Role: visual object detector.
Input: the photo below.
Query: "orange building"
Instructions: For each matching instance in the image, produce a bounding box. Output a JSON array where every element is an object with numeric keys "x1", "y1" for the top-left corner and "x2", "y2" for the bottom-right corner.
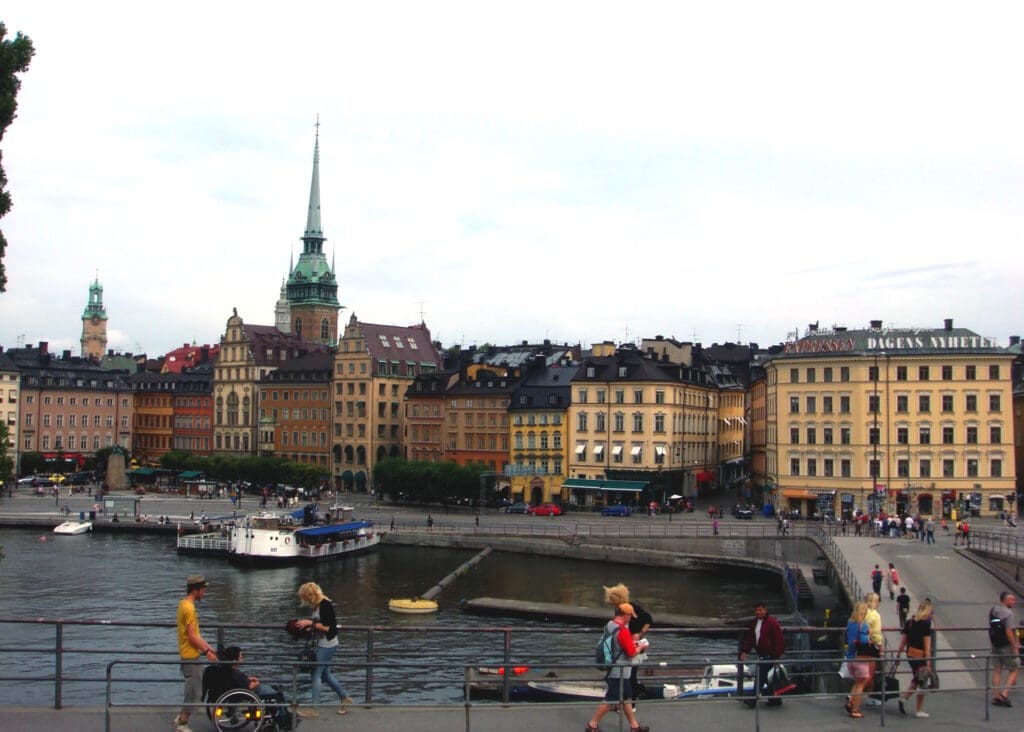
[{"x1": 258, "y1": 352, "x2": 332, "y2": 469}]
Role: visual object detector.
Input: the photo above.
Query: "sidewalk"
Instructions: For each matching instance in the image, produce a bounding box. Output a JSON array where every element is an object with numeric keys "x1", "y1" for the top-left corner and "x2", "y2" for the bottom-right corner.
[{"x1": 4, "y1": 691, "x2": 1023, "y2": 732}]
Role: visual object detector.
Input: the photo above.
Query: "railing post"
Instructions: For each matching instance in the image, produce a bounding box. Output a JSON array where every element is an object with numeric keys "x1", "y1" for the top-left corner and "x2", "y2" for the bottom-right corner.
[
  {"x1": 54, "y1": 620, "x2": 63, "y2": 709},
  {"x1": 365, "y1": 628, "x2": 375, "y2": 703}
]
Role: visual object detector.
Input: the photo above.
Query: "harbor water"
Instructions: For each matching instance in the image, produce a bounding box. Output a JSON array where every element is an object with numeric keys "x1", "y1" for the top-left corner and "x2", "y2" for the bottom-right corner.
[{"x1": 0, "y1": 528, "x2": 785, "y2": 705}]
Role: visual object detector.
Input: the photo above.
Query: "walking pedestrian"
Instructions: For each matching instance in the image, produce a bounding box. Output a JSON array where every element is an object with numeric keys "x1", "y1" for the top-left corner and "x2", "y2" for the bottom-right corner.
[
  {"x1": 989, "y1": 590, "x2": 1020, "y2": 708},
  {"x1": 844, "y1": 600, "x2": 873, "y2": 718},
  {"x1": 604, "y1": 583, "x2": 654, "y2": 712},
  {"x1": 295, "y1": 582, "x2": 353, "y2": 718},
  {"x1": 713, "y1": 517, "x2": 719, "y2": 536},
  {"x1": 174, "y1": 575, "x2": 218, "y2": 732},
  {"x1": 896, "y1": 587, "x2": 911, "y2": 629},
  {"x1": 739, "y1": 601, "x2": 786, "y2": 707},
  {"x1": 389, "y1": 515, "x2": 395, "y2": 531},
  {"x1": 586, "y1": 603, "x2": 650, "y2": 732},
  {"x1": 870, "y1": 565, "x2": 883, "y2": 597},
  {"x1": 427, "y1": 514, "x2": 434, "y2": 531},
  {"x1": 926, "y1": 518, "x2": 935, "y2": 544},
  {"x1": 896, "y1": 598, "x2": 934, "y2": 718},
  {"x1": 885, "y1": 563, "x2": 900, "y2": 600}
]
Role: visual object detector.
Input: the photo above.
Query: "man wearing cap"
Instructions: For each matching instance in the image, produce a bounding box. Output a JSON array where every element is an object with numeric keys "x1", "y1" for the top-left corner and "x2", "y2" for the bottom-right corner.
[
  {"x1": 174, "y1": 575, "x2": 217, "y2": 732},
  {"x1": 586, "y1": 603, "x2": 650, "y2": 732}
]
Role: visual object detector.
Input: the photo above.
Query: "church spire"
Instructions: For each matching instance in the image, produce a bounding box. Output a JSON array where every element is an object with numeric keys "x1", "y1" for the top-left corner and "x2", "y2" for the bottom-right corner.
[{"x1": 303, "y1": 115, "x2": 324, "y2": 253}]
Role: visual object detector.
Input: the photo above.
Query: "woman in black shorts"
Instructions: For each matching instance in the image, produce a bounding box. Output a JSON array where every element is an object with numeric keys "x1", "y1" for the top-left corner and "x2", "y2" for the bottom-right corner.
[{"x1": 896, "y1": 598, "x2": 934, "y2": 718}]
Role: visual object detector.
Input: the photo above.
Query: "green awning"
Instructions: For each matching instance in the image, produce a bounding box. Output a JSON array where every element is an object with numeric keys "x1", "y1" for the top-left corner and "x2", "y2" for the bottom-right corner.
[
  {"x1": 130, "y1": 468, "x2": 155, "y2": 477},
  {"x1": 340, "y1": 470, "x2": 354, "y2": 482},
  {"x1": 562, "y1": 479, "x2": 647, "y2": 492},
  {"x1": 178, "y1": 470, "x2": 203, "y2": 479}
]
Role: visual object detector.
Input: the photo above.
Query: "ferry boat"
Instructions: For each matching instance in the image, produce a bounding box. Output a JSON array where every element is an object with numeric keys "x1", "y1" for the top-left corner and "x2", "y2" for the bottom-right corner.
[{"x1": 176, "y1": 505, "x2": 379, "y2": 565}]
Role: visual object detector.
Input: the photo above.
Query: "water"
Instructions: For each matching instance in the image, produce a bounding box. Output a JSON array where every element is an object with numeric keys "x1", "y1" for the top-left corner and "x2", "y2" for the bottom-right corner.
[{"x1": 0, "y1": 528, "x2": 785, "y2": 705}]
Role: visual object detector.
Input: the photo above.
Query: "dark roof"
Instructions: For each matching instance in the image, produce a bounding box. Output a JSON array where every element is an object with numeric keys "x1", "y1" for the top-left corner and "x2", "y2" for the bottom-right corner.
[
  {"x1": 775, "y1": 325, "x2": 1007, "y2": 360},
  {"x1": 263, "y1": 351, "x2": 333, "y2": 382},
  {"x1": 356, "y1": 320, "x2": 440, "y2": 367},
  {"x1": 241, "y1": 324, "x2": 325, "y2": 365},
  {"x1": 509, "y1": 364, "x2": 579, "y2": 411}
]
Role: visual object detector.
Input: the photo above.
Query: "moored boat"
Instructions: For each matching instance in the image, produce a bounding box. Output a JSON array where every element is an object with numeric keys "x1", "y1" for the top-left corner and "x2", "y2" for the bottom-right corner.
[
  {"x1": 674, "y1": 663, "x2": 755, "y2": 699},
  {"x1": 53, "y1": 520, "x2": 92, "y2": 535}
]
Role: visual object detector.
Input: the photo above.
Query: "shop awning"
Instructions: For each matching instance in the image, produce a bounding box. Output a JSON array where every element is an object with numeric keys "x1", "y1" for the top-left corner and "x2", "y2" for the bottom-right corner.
[
  {"x1": 782, "y1": 489, "x2": 817, "y2": 500},
  {"x1": 696, "y1": 471, "x2": 714, "y2": 482},
  {"x1": 562, "y1": 479, "x2": 648, "y2": 493},
  {"x1": 178, "y1": 470, "x2": 203, "y2": 479},
  {"x1": 130, "y1": 468, "x2": 155, "y2": 477}
]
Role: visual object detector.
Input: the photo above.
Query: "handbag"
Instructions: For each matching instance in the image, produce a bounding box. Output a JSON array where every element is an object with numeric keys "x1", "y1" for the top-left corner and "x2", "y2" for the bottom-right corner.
[
  {"x1": 855, "y1": 642, "x2": 881, "y2": 658},
  {"x1": 838, "y1": 661, "x2": 853, "y2": 680},
  {"x1": 906, "y1": 646, "x2": 925, "y2": 659},
  {"x1": 299, "y1": 638, "x2": 318, "y2": 664}
]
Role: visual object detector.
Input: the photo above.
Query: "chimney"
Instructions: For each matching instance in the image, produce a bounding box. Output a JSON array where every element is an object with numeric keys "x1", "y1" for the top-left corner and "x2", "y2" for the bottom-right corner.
[
  {"x1": 869, "y1": 320, "x2": 882, "y2": 330},
  {"x1": 1010, "y1": 335, "x2": 1020, "y2": 347},
  {"x1": 39, "y1": 341, "x2": 49, "y2": 354},
  {"x1": 944, "y1": 318, "x2": 953, "y2": 331},
  {"x1": 62, "y1": 349, "x2": 71, "y2": 360}
]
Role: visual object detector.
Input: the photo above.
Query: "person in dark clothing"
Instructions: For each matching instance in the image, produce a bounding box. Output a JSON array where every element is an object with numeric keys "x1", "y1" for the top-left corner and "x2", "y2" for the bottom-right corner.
[
  {"x1": 739, "y1": 601, "x2": 786, "y2": 706},
  {"x1": 896, "y1": 587, "x2": 911, "y2": 629}
]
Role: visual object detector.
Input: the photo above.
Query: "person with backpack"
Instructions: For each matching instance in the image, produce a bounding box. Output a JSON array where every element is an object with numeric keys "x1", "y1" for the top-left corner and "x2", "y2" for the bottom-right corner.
[
  {"x1": 603, "y1": 583, "x2": 654, "y2": 710},
  {"x1": 871, "y1": 565, "x2": 884, "y2": 597},
  {"x1": 896, "y1": 587, "x2": 911, "y2": 629},
  {"x1": 586, "y1": 604, "x2": 649, "y2": 732},
  {"x1": 896, "y1": 599, "x2": 934, "y2": 718},
  {"x1": 738, "y1": 601, "x2": 786, "y2": 707},
  {"x1": 989, "y1": 591, "x2": 1020, "y2": 708},
  {"x1": 885, "y1": 563, "x2": 900, "y2": 600}
]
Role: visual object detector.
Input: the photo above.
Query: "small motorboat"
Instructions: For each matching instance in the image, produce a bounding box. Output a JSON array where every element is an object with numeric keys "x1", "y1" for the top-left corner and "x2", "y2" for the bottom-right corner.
[
  {"x1": 388, "y1": 597, "x2": 439, "y2": 614},
  {"x1": 53, "y1": 520, "x2": 92, "y2": 535},
  {"x1": 675, "y1": 663, "x2": 755, "y2": 699}
]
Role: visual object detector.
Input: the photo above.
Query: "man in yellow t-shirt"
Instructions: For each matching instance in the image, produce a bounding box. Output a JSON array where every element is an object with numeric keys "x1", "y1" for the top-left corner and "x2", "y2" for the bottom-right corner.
[{"x1": 174, "y1": 575, "x2": 217, "y2": 732}]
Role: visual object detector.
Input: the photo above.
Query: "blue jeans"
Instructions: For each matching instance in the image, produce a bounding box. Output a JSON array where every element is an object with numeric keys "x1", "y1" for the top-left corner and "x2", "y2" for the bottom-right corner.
[{"x1": 310, "y1": 644, "x2": 348, "y2": 704}]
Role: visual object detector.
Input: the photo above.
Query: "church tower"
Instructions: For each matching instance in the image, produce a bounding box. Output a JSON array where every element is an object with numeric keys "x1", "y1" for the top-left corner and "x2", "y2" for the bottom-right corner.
[
  {"x1": 80, "y1": 276, "x2": 108, "y2": 360},
  {"x1": 286, "y1": 121, "x2": 341, "y2": 345},
  {"x1": 275, "y1": 279, "x2": 291, "y2": 333}
]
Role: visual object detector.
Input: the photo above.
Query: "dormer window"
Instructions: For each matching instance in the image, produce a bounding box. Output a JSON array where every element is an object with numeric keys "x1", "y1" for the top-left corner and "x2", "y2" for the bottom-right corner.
[
  {"x1": 378, "y1": 334, "x2": 390, "y2": 348},
  {"x1": 407, "y1": 337, "x2": 418, "y2": 350},
  {"x1": 618, "y1": 366, "x2": 627, "y2": 378},
  {"x1": 520, "y1": 395, "x2": 528, "y2": 405},
  {"x1": 587, "y1": 366, "x2": 596, "y2": 378}
]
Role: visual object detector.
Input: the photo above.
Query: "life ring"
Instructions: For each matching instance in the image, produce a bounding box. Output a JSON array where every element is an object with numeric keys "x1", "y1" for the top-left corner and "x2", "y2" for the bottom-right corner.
[{"x1": 284, "y1": 537, "x2": 291, "y2": 545}]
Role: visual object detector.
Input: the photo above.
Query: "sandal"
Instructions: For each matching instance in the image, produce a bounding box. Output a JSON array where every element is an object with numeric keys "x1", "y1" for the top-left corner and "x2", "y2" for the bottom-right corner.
[
  {"x1": 848, "y1": 710, "x2": 864, "y2": 719},
  {"x1": 586, "y1": 724, "x2": 600, "y2": 732}
]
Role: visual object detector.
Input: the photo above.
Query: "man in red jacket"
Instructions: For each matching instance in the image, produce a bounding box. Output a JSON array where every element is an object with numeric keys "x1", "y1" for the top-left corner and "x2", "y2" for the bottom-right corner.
[{"x1": 739, "y1": 601, "x2": 786, "y2": 707}]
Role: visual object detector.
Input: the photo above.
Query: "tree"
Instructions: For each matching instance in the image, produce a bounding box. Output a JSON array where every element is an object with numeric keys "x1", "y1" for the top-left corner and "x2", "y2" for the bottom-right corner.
[
  {"x1": 0, "y1": 422, "x2": 12, "y2": 484},
  {"x1": 0, "y1": 22, "x2": 35, "y2": 291}
]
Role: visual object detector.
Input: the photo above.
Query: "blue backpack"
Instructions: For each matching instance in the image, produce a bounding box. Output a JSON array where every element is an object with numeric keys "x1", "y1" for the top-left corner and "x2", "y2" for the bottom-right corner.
[{"x1": 595, "y1": 623, "x2": 623, "y2": 673}]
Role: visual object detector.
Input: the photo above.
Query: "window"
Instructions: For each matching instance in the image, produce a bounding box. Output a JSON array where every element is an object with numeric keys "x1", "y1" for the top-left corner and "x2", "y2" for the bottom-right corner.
[
  {"x1": 614, "y1": 389, "x2": 624, "y2": 404},
  {"x1": 942, "y1": 426, "x2": 954, "y2": 444},
  {"x1": 966, "y1": 426, "x2": 978, "y2": 443},
  {"x1": 840, "y1": 427, "x2": 851, "y2": 445},
  {"x1": 897, "y1": 459, "x2": 909, "y2": 478},
  {"x1": 789, "y1": 396, "x2": 800, "y2": 414},
  {"x1": 919, "y1": 394, "x2": 930, "y2": 413},
  {"x1": 992, "y1": 459, "x2": 1003, "y2": 477},
  {"x1": 869, "y1": 427, "x2": 880, "y2": 445},
  {"x1": 790, "y1": 458, "x2": 800, "y2": 476},
  {"x1": 822, "y1": 396, "x2": 833, "y2": 414},
  {"x1": 965, "y1": 365, "x2": 977, "y2": 380},
  {"x1": 868, "y1": 395, "x2": 880, "y2": 413},
  {"x1": 654, "y1": 414, "x2": 665, "y2": 433},
  {"x1": 918, "y1": 366, "x2": 930, "y2": 381},
  {"x1": 577, "y1": 412, "x2": 588, "y2": 431},
  {"x1": 654, "y1": 390, "x2": 664, "y2": 404},
  {"x1": 840, "y1": 396, "x2": 851, "y2": 413},
  {"x1": 633, "y1": 389, "x2": 643, "y2": 404},
  {"x1": 597, "y1": 389, "x2": 606, "y2": 404},
  {"x1": 631, "y1": 445, "x2": 642, "y2": 464},
  {"x1": 824, "y1": 367, "x2": 833, "y2": 382},
  {"x1": 806, "y1": 368, "x2": 816, "y2": 383},
  {"x1": 991, "y1": 425, "x2": 1002, "y2": 443},
  {"x1": 632, "y1": 413, "x2": 643, "y2": 432},
  {"x1": 823, "y1": 426, "x2": 833, "y2": 444},
  {"x1": 897, "y1": 427, "x2": 908, "y2": 444},
  {"x1": 790, "y1": 368, "x2": 799, "y2": 383},
  {"x1": 823, "y1": 459, "x2": 834, "y2": 477},
  {"x1": 807, "y1": 458, "x2": 817, "y2": 477},
  {"x1": 990, "y1": 364, "x2": 1000, "y2": 380},
  {"x1": 941, "y1": 394, "x2": 953, "y2": 412},
  {"x1": 578, "y1": 389, "x2": 588, "y2": 404},
  {"x1": 896, "y1": 395, "x2": 908, "y2": 413},
  {"x1": 943, "y1": 459, "x2": 955, "y2": 477},
  {"x1": 806, "y1": 396, "x2": 816, "y2": 414},
  {"x1": 941, "y1": 365, "x2": 953, "y2": 380},
  {"x1": 965, "y1": 394, "x2": 978, "y2": 412},
  {"x1": 868, "y1": 366, "x2": 879, "y2": 381},
  {"x1": 869, "y1": 460, "x2": 880, "y2": 478},
  {"x1": 612, "y1": 444, "x2": 623, "y2": 463},
  {"x1": 841, "y1": 459, "x2": 851, "y2": 477},
  {"x1": 919, "y1": 426, "x2": 931, "y2": 444},
  {"x1": 967, "y1": 458, "x2": 979, "y2": 477},
  {"x1": 990, "y1": 394, "x2": 1001, "y2": 411},
  {"x1": 896, "y1": 366, "x2": 907, "y2": 381},
  {"x1": 919, "y1": 459, "x2": 931, "y2": 478},
  {"x1": 790, "y1": 427, "x2": 800, "y2": 444},
  {"x1": 613, "y1": 413, "x2": 624, "y2": 432},
  {"x1": 806, "y1": 427, "x2": 816, "y2": 444},
  {"x1": 840, "y1": 367, "x2": 850, "y2": 382}
]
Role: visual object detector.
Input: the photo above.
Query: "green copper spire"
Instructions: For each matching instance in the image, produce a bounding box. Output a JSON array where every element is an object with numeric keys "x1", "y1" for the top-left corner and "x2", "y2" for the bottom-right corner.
[{"x1": 81, "y1": 275, "x2": 107, "y2": 320}]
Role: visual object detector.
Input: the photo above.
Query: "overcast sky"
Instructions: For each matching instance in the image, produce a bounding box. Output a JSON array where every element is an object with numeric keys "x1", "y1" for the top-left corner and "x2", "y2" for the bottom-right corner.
[{"x1": 2, "y1": 2, "x2": 1022, "y2": 359}]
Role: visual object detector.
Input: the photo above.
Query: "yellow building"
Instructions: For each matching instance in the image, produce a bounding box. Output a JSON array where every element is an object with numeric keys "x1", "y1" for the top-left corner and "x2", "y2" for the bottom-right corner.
[
  {"x1": 508, "y1": 363, "x2": 576, "y2": 504},
  {"x1": 766, "y1": 320, "x2": 1016, "y2": 519}
]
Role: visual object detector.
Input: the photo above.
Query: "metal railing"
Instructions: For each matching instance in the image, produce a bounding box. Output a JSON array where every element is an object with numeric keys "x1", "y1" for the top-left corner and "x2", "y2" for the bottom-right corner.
[
  {"x1": 966, "y1": 530, "x2": 1022, "y2": 560},
  {"x1": 396, "y1": 518, "x2": 819, "y2": 540},
  {"x1": 812, "y1": 527, "x2": 864, "y2": 604}
]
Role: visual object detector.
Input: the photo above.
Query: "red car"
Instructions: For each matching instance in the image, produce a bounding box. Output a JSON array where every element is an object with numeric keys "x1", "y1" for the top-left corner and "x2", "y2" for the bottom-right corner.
[{"x1": 528, "y1": 503, "x2": 564, "y2": 517}]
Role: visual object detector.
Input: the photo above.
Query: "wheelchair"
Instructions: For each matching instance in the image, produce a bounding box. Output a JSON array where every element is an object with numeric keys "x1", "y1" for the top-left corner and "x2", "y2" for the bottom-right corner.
[{"x1": 203, "y1": 663, "x2": 297, "y2": 731}]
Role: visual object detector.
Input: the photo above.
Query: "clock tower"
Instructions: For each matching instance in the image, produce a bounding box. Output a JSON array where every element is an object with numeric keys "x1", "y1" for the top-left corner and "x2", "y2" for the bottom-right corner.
[{"x1": 81, "y1": 277, "x2": 108, "y2": 360}]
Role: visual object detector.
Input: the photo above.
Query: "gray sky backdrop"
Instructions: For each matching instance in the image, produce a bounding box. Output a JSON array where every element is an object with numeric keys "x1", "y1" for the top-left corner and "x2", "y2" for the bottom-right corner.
[{"x1": 1, "y1": 2, "x2": 1022, "y2": 357}]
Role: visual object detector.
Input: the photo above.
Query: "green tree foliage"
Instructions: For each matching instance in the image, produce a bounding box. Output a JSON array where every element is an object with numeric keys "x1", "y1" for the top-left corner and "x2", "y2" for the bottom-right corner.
[
  {"x1": 0, "y1": 422, "x2": 13, "y2": 483},
  {"x1": 155, "y1": 451, "x2": 328, "y2": 489},
  {"x1": 373, "y1": 458, "x2": 485, "y2": 506},
  {"x1": 19, "y1": 450, "x2": 44, "y2": 476},
  {"x1": 0, "y1": 22, "x2": 35, "y2": 291}
]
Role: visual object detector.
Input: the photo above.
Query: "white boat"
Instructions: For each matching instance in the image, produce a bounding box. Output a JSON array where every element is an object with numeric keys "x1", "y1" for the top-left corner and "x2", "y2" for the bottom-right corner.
[
  {"x1": 226, "y1": 505, "x2": 379, "y2": 565},
  {"x1": 53, "y1": 520, "x2": 92, "y2": 535},
  {"x1": 675, "y1": 663, "x2": 755, "y2": 699}
]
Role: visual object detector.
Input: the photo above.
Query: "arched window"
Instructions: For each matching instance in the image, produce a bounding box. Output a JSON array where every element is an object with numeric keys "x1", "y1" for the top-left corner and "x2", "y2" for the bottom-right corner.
[
  {"x1": 320, "y1": 318, "x2": 329, "y2": 341},
  {"x1": 295, "y1": 318, "x2": 302, "y2": 339},
  {"x1": 226, "y1": 393, "x2": 239, "y2": 426},
  {"x1": 344, "y1": 445, "x2": 355, "y2": 464},
  {"x1": 216, "y1": 396, "x2": 224, "y2": 426}
]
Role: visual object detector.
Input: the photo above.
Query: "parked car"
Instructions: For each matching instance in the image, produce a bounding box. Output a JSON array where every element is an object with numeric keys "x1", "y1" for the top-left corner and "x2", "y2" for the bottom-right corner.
[
  {"x1": 602, "y1": 504, "x2": 633, "y2": 517},
  {"x1": 17, "y1": 475, "x2": 37, "y2": 485},
  {"x1": 734, "y1": 507, "x2": 754, "y2": 519},
  {"x1": 504, "y1": 501, "x2": 530, "y2": 514},
  {"x1": 49, "y1": 473, "x2": 66, "y2": 484},
  {"x1": 528, "y1": 503, "x2": 563, "y2": 517}
]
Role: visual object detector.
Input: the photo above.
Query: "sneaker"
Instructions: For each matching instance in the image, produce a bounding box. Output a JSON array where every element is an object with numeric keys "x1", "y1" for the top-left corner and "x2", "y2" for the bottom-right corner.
[
  {"x1": 172, "y1": 717, "x2": 192, "y2": 732},
  {"x1": 297, "y1": 708, "x2": 320, "y2": 719},
  {"x1": 864, "y1": 697, "x2": 881, "y2": 706},
  {"x1": 915, "y1": 711, "x2": 929, "y2": 718}
]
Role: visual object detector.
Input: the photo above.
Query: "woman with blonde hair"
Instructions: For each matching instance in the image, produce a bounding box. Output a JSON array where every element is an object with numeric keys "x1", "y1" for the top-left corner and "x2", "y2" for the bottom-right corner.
[
  {"x1": 294, "y1": 582, "x2": 352, "y2": 718},
  {"x1": 603, "y1": 584, "x2": 653, "y2": 710},
  {"x1": 844, "y1": 601, "x2": 873, "y2": 718},
  {"x1": 896, "y1": 598, "x2": 934, "y2": 718}
]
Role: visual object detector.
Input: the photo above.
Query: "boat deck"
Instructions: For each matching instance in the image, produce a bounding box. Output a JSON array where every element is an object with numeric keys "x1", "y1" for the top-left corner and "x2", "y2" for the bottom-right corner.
[{"x1": 176, "y1": 532, "x2": 230, "y2": 556}]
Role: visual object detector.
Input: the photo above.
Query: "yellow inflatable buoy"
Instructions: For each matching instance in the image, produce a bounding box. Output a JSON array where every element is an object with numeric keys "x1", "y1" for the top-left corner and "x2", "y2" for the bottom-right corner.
[{"x1": 388, "y1": 597, "x2": 439, "y2": 614}]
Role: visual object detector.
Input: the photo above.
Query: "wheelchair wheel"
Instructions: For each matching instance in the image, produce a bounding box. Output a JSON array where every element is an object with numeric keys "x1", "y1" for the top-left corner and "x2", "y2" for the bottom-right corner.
[{"x1": 211, "y1": 687, "x2": 268, "y2": 731}]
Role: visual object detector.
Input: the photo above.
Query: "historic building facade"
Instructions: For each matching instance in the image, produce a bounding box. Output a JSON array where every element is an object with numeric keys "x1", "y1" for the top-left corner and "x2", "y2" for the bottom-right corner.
[
  {"x1": 80, "y1": 277, "x2": 108, "y2": 361},
  {"x1": 0, "y1": 350, "x2": 21, "y2": 475},
  {"x1": 332, "y1": 315, "x2": 441, "y2": 490},
  {"x1": 258, "y1": 352, "x2": 332, "y2": 468},
  {"x1": 508, "y1": 363, "x2": 576, "y2": 504},
  {"x1": 405, "y1": 370, "x2": 458, "y2": 464},
  {"x1": 766, "y1": 320, "x2": 1016, "y2": 519}
]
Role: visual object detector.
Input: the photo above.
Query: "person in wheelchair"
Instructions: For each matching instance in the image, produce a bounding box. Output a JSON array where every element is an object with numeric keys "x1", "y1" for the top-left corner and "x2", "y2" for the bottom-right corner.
[{"x1": 203, "y1": 645, "x2": 295, "y2": 731}]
